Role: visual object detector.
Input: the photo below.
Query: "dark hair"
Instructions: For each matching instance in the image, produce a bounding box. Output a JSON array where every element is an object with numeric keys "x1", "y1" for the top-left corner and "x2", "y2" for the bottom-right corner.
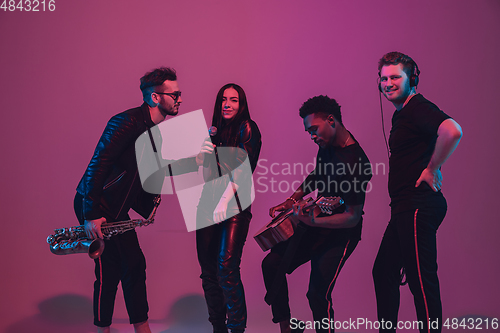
[
  {"x1": 378, "y1": 51, "x2": 420, "y2": 79},
  {"x1": 140, "y1": 67, "x2": 177, "y2": 106},
  {"x1": 299, "y1": 95, "x2": 342, "y2": 124},
  {"x1": 140, "y1": 67, "x2": 177, "y2": 91},
  {"x1": 211, "y1": 83, "x2": 251, "y2": 145}
]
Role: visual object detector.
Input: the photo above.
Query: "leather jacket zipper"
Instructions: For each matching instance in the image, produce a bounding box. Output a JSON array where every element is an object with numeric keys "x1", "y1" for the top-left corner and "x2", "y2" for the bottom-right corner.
[
  {"x1": 103, "y1": 171, "x2": 126, "y2": 190},
  {"x1": 116, "y1": 170, "x2": 138, "y2": 218}
]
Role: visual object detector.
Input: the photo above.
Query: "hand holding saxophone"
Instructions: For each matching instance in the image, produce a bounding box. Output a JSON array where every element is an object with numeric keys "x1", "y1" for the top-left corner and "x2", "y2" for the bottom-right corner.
[
  {"x1": 48, "y1": 195, "x2": 161, "y2": 258},
  {"x1": 84, "y1": 217, "x2": 106, "y2": 239}
]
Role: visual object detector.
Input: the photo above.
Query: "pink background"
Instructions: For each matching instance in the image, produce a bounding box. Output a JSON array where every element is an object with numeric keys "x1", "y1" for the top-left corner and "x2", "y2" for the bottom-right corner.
[{"x1": 1, "y1": 1, "x2": 499, "y2": 332}]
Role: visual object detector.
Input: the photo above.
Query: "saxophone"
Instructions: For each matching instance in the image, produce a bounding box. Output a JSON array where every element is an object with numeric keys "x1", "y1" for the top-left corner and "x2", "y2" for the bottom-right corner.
[{"x1": 47, "y1": 196, "x2": 161, "y2": 259}]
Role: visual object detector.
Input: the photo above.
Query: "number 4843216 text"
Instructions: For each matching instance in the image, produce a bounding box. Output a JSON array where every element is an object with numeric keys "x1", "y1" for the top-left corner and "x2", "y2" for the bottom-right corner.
[{"x1": 1, "y1": 0, "x2": 55, "y2": 11}]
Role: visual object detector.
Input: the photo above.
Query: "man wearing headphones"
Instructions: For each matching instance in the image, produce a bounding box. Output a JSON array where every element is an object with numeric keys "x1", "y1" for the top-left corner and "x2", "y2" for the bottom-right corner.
[{"x1": 372, "y1": 52, "x2": 462, "y2": 333}]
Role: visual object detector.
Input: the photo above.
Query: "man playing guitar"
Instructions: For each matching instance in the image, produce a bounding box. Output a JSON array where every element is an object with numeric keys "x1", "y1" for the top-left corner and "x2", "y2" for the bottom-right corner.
[{"x1": 261, "y1": 95, "x2": 372, "y2": 333}]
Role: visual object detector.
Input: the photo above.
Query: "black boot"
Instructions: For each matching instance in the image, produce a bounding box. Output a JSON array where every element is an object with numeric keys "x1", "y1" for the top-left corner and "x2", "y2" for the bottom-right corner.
[
  {"x1": 280, "y1": 320, "x2": 305, "y2": 333},
  {"x1": 292, "y1": 325, "x2": 305, "y2": 333},
  {"x1": 292, "y1": 321, "x2": 305, "y2": 333},
  {"x1": 214, "y1": 329, "x2": 228, "y2": 333},
  {"x1": 213, "y1": 324, "x2": 228, "y2": 333}
]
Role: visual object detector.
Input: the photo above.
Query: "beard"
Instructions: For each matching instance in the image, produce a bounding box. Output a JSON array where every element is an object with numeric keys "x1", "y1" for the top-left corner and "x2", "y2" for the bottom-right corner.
[{"x1": 160, "y1": 103, "x2": 179, "y2": 117}]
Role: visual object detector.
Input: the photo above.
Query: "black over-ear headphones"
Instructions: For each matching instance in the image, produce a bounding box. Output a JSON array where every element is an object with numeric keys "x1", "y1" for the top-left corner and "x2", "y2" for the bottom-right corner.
[
  {"x1": 378, "y1": 61, "x2": 420, "y2": 92},
  {"x1": 409, "y1": 61, "x2": 420, "y2": 87}
]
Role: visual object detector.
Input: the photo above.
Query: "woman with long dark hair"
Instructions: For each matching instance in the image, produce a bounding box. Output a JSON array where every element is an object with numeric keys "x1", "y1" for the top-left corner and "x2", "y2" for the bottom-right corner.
[{"x1": 196, "y1": 83, "x2": 262, "y2": 333}]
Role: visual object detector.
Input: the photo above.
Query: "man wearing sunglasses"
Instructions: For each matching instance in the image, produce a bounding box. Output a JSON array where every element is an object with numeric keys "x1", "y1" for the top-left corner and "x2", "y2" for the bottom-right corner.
[
  {"x1": 74, "y1": 67, "x2": 210, "y2": 333},
  {"x1": 147, "y1": 85, "x2": 182, "y2": 118}
]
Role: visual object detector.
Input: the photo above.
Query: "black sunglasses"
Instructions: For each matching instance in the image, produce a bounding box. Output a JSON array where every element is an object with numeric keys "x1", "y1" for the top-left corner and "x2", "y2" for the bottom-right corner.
[{"x1": 154, "y1": 91, "x2": 182, "y2": 101}]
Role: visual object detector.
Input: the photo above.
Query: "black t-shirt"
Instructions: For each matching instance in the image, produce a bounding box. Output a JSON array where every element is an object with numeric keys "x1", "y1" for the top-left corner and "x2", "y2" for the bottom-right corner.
[
  {"x1": 302, "y1": 136, "x2": 372, "y2": 240},
  {"x1": 388, "y1": 94, "x2": 450, "y2": 213}
]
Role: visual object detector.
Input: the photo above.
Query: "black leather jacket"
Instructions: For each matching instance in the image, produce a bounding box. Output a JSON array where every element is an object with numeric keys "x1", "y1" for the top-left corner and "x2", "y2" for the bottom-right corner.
[
  {"x1": 206, "y1": 119, "x2": 262, "y2": 179},
  {"x1": 76, "y1": 103, "x2": 198, "y2": 222},
  {"x1": 199, "y1": 119, "x2": 262, "y2": 210}
]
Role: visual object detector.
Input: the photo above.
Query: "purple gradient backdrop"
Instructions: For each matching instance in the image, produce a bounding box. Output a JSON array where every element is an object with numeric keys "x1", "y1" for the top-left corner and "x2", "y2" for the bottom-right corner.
[{"x1": 1, "y1": 1, "x2": 499, "y2": 332}]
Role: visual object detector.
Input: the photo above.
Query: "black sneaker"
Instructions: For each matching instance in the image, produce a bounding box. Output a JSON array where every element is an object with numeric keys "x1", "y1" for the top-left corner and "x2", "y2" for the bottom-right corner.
[{"x1": 292, "y1": 320, "x2": 305, "y2": 333}]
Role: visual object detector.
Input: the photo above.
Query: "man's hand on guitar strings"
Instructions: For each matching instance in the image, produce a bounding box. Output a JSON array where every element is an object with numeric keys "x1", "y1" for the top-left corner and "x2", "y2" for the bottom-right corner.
[
  {"x1": 269, "y1": 200, "x2": 294, "y2": 218},
  {"x1": 291, "y1": 201, "x2": 314, "y2": 226}
]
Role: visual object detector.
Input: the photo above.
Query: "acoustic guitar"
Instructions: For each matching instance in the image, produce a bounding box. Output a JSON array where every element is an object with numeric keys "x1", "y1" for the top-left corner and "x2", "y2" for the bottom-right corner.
[{"x1": 253, "y1": 196, "x2": 344, "y2": 251}]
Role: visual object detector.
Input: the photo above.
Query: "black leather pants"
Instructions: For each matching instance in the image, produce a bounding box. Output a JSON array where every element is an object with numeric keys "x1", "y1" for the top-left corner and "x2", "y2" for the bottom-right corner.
[{"x1": 196, "y1": 210, "x2": 251, "y2": 332}]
